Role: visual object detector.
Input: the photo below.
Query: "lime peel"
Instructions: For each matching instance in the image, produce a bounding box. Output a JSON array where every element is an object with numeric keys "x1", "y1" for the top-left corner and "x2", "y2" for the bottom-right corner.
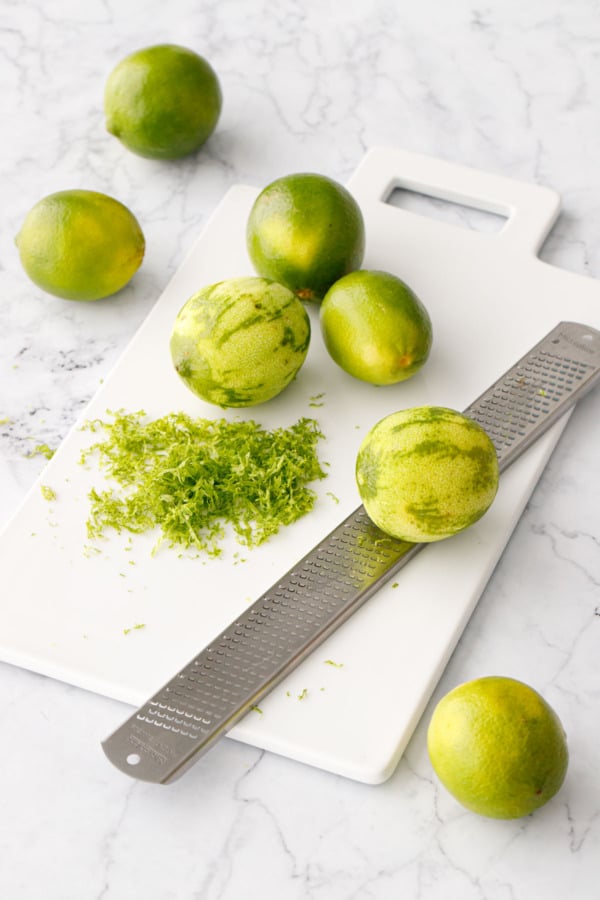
[{"x1": 80, "y1": 410, "x2": 326, "y2": 555}]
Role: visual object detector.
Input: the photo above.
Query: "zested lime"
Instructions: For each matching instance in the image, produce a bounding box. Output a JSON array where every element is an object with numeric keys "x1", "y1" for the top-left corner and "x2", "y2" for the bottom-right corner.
[
  {"x1": 170, "y1": 276, "x2": 311, "y2": 407},
  {"x1": 356, "y1": 406, "x2": 499, "y2": 542}
]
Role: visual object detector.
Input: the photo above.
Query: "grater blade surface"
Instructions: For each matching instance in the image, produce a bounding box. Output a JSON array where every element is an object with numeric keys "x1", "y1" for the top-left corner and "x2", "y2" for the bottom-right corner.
[{"x1": 102, "y1": 321, "x2": 600, "y2": 783}]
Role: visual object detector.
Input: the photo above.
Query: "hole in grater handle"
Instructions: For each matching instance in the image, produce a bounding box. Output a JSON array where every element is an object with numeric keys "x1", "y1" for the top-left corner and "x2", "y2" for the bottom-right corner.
[{"x1": 102, "y1": 321, "x2": 600, "y2": 784}]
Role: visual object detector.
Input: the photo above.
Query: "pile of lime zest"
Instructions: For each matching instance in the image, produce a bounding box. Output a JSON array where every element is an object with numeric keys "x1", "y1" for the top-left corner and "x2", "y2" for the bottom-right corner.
[
  {"x1": 28, "y1": 443, "x2": 55, "y2": 460},
  {"x1": 123, "y1": 623, "x2": 146, "y2": 635},
  {"x1": 80, "y1": 409, "x2": 326, "y2": 555},
  {"x1": 40, "y1": 484, "x2": 57, "y2": 501}
]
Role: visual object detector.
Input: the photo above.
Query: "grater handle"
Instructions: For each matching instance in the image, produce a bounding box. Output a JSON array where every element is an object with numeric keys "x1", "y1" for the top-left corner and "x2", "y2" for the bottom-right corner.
[{"x1": 102, "y1": 321, "x2": 600, "y2": 783}]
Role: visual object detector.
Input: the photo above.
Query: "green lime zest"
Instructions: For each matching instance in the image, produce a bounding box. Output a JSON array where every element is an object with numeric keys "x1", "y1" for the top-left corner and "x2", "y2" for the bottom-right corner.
[
  {"x1": 80, "y1": 410, "x2": 326, "y2": 555},
  {"x1": 309, "y1": 393, "x2": 325, "y2": 408},
  {"x1": 123, "y1": 623, "x2": 146, "y2": 635},
  {"x1": 41, "y1": 484, "x2": 56, "y2": 501},
  {"x1": 28, "y1": 443, "x2": 55, "y2": 460}
]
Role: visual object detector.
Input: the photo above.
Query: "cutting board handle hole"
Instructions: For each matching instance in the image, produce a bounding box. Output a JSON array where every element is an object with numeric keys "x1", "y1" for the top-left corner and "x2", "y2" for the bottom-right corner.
[{"x1": 385, "y1": 187, "x2": 508, "y2": 234}]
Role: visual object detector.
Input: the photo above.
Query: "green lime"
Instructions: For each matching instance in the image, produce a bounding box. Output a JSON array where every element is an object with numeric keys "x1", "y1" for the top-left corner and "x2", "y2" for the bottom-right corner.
[
  {"x1": 320, "y1": 270, "x2": 432, "y2": 384},
  {"x1": 170, "y1": 276, "x2": 311, "y2": 407},
  {"x1": 356, "y1": 406, "x2": 499, "y2": 542},
  {"x1": 246, "y1": 173, "x2": 365, "y2": 302},
  {"x1": 427, "y1": 676, "x2": 569, "y2": 819},
  {"x1": 104, "y1": 44, "x2": 222, "y2": 160},
  {"x1": 15, "y1": 189, "x2": 145, "y2": 301}
]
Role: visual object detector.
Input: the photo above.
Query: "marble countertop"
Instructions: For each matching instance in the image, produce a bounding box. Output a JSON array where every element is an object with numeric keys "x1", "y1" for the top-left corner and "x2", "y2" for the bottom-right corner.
[{"x1": 2, "y1": 1, "x2": 600, "y2": 897}]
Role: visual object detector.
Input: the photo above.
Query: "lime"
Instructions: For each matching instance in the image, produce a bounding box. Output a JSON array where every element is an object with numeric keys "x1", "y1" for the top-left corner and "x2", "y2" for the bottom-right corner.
[
  {"x1": 104, "y1": 44, "x2": 222, "y2": 160},
  {"x1": 356, "y1": 406, "x2": 499, "y2": 542},
  {"x1": 320, "y1": 270, "x2": 432, "y2": 384},
  {"x1": 170, "y1": 276, "x2": 311, "y2": 407},
  {"x1": 15, "y1": 189, "x2": 145, "y2": 301},
  {"x1": 246, "y1": 173, "x2": 365, "y2": 302},
  {"x1": 427, "y1": 676, "x2": 569, "y2": 819}
]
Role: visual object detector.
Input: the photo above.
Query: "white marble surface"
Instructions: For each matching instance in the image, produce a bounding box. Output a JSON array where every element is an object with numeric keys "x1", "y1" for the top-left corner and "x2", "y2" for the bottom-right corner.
[{"x1": 2, "y1": 1, "x2": 600, "y2": 897}]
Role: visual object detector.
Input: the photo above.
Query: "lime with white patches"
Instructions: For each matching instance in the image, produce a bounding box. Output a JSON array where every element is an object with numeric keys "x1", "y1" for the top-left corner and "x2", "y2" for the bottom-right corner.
[
  {"x1": 356, "y1": 406, "x2": 499, "y2": 542},
  {"x1": 170, "y1": 276, "x2": 311, "y2": 407},
  {"x1": 320, "y1": 270, "x2": 432, "y2": 384}
]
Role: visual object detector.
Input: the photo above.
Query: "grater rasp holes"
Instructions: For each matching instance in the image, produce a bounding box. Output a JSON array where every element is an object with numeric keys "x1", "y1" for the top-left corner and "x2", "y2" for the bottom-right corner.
[
  {"x1": 467, "y1": 349, "x2": 596, "y2": 465},
  {"x1": 129, "y1": 509, "x2": 414, "y2": 758}
]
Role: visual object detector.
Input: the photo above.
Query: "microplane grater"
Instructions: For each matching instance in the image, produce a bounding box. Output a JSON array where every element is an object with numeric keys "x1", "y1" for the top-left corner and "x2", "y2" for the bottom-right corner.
[{"x1": 102, "y1": 321, "x2": 600, "y2": 783}]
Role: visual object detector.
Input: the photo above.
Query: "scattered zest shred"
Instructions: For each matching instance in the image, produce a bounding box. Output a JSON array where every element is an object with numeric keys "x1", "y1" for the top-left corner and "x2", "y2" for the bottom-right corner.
[
  {"x1": 123, "y1": 623, "x2": 146, "y2": 635},
  {"x1": 40, "y1": 484, "x2": 57, "y2": 501}
]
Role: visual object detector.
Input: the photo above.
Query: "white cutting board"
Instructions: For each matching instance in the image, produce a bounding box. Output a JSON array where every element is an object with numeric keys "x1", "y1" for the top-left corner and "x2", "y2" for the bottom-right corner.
[{"x1": 3, "y1": 147, "x2": 600, "y2": 784}]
